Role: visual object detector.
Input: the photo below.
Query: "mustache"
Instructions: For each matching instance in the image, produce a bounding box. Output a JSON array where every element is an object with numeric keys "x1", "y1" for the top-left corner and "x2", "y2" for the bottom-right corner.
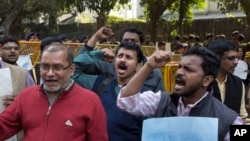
[
  {"x1": 118, "y1": 62, "x2": 127, "y2": 70},
  {"x1": 8, "y1": 54, "x2": 17, "y2": 56},
  {"x1": 175, "y1": 75, "x2": 186, "y2": 84}
]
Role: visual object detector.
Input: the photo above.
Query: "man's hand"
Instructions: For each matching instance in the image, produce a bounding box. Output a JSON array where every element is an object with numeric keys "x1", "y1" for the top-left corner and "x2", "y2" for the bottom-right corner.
[
  {"x1": 94, "y1": 27, "x2": 113, "y2": 41},
  {"x1": 147, "y1": 50, "x2": 172, "y2": 68},
  {"x1": 87, "y1": 27, "x2": 114, "y2": 47},
  {"x1": 102, "y1": 48, "x2": 114, "y2": 62},
  {"x1": 2, "y1": 95, "x2": 15, "y2": 107}
]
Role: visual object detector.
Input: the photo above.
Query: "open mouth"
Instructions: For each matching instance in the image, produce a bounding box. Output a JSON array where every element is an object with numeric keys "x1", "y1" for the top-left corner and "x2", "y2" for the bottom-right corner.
[
  {"x1": 45, "y1": 80, "x2": 57, "y2": 84},
  {"x1": 117, "y1": 63, "x2": 127, "y2": 74},
  {"x1": 9, "y1": 55, "x2": 17, "y2": 59},
  {"x1": 175, "y1": 75, "x2": 185, "y2": 86},
  {"x1": 118, "y1": 62, "x2": 127, "y2": 70}
]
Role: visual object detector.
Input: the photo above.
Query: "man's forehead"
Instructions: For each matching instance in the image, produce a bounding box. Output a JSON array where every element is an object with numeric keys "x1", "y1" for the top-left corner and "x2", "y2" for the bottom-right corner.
[
  {"x1": 123, "y1": 32, "x2": 139, "y2": 38},
  {"x1": 223, "y1": 50, "x2": 238, "y2": 55},
  {"x1": 181, "y1": 55, "x2": 202, "y2": 65},
  {"x1": 4, "y1": 42, "x2": 18, "y2": 45}
]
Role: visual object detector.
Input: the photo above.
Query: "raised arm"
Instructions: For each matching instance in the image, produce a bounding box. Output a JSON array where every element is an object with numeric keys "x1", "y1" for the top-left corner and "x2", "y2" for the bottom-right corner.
[
  {"x1": 85, "y1": 27, "x2": 113, "y2": 48},
  {"x1": 120, "y1": 50, "x2": 172, "y2": 98}
]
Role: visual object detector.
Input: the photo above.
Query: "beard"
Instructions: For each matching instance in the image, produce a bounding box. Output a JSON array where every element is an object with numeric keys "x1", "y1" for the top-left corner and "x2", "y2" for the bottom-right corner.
[{"x1": 173, "y1": 80, "x2": 203, "y2": 97}]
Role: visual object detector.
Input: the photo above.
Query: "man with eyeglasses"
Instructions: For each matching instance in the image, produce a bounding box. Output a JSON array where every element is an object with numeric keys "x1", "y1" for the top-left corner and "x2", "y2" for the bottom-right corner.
[
  {"x1": 0, "y1": 35, "x2": 35, "y2": 141},
  {"x1": 207, "y1": 39, "x2": 249, "y2": 120},
  {"x1": 0, "y1": 44, "x2": 108, "y2": 140},
  {"x1": 0, "y1": 35, "x2": 21, "y2": 65},
  {"x1": 29, "y1": 36, "x2": 62, "y2": 85}
]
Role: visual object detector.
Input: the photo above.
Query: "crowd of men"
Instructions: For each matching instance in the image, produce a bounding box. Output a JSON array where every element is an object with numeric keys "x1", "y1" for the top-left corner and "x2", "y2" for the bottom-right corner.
[{"x1": 0, "y1": 27, "x2": 250, "y2": 141}]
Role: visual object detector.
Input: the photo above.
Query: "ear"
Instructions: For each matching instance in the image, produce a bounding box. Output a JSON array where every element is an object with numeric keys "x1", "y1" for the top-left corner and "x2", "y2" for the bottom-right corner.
[
  {"x1": 135, "y1": 63, "x2": 143, "y2": 72},
  {"x1": 70, "y1": 63, "x2": 76, "y2": 76},
  {"x1": 202, "y1": 75, "x2": 214, "y2": 87},
  {"x1": 0, "y1": 44, "x2": 2, "y2": 55}
]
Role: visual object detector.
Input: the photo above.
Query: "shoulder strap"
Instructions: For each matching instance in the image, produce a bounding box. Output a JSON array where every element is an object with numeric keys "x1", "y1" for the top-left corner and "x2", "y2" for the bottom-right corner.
[
  {"x1": 32, "y1": 68, "x2": 38, "y2": 84},
  {"x1": 96, "y1": 77, "x2": 113, "y2": 96}
]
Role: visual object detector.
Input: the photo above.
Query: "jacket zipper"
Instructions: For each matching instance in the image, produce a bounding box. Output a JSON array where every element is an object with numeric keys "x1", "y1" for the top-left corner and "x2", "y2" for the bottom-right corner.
[{"x1": 47, "y1": 105, "x2": 52, "y2": 115}]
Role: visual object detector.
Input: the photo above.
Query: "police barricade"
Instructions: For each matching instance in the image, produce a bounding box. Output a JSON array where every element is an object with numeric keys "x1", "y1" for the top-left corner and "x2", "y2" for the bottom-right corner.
[
  {"x1": 141, "y1": 45, "x2": 156, "y2": 57},
  {"x1": 63, "y1": 42, "x2": 84, "y2": 57},
  {"x1": 94, "y1": 43, "x2": 117, "y2": 52},
  {"x1": 161, "y1": 54, "x2": 181, "y2": 93},
  {"x1": 18, "y1": 41, "x2": 156, "y2": 66},
  {"x1": 19, "y1": 41, "x2": 41, "y2": 66},
  {"x1": 19, "y1": 41, "x2": 85, "y2": 66}
]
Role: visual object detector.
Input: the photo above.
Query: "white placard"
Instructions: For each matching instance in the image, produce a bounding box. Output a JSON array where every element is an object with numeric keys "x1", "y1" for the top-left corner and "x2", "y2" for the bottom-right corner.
[
  {"x1": 142, "y1": 117, "x2": 218, "y2": 141},
  {"x1": 0, "y1": 68, "x2": 13, "y2": 112},
  {"x1": 17, "y1": 55, "x2": 33, "y2": 70}
]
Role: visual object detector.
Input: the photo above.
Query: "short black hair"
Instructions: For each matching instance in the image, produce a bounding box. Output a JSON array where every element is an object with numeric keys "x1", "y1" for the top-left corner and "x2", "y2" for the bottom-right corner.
[
  {"x1": 120, "y1": 27, "x2": 144, "y2": 44},
  {"x1": 0, "y1": 35, "x2": 19, "y2": 46},
  {"x1": 207, "y1": 39, "x2": 238, "y2": 59},
  {"x1": 158, "y1": 41, "x2": 166, "y2": 46}
]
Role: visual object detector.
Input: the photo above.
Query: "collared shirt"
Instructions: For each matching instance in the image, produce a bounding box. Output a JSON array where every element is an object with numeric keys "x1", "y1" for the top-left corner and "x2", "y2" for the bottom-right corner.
[
  {"x1": 117, "y1": 87, "x2": 243, "y2": 141},
  {"x1": 216, "y1": 75, "x2": 248, "y2": 118},
  {"x1": 0, "y1": 60, "x2": 35, "y2": 87}
]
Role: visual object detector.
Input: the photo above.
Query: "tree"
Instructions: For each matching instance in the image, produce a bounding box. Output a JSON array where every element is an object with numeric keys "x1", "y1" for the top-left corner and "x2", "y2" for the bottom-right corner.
[
  {"x1": 141, "y1": 0, "x2": 206, "y2": 43},
  {"x1": 170, "y1": 0, "x2": 206, "y2": 35},
  {"x1": 140, "y1": 0, "x2": 176, "y2": 43},
  {"x1": 0, "y1": 0, "x2": 27, "y2": 35},
  {"x1": 214, "y1": 0, "x2": 250, "y2": 38},
  {"x1": 63, "y1": 0, "x2": 129, "y2": 29},
  {"x1": 0, "y1": 0, "x2": 63, "y2": 38}
]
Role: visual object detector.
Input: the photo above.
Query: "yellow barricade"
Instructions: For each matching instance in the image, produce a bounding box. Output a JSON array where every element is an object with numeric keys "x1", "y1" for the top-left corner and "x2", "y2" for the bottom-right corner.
[
  {"x1": 19, "y1": 41, "x2": 84, "y2": 66},
  {"x1": 161, "y1": 62, "x2": 179, "y2": 93},
  {"x1": 19, "y1": 41, "x2": 41, "y2": 66},
  {"x1": 141, "y1": 46, "x2": 156, "y2": 57},
  {"x1": 63, "y1": 42, "x2": 84, "y2": 57},
  {"x1": 18, "y1": 42, "x2": 156, "y2": 66},
  {"x1": 161, "y1": 54, "x2": 181, "y2": 92},
  {"x1": 94, "y1": 43, "x2": 117, "y2": 52}
]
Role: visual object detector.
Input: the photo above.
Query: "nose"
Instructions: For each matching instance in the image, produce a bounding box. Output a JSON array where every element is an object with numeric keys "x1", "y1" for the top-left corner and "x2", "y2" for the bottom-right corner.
[
  {"x1": 176, "y1": 67, "x2": 184, "y2": 75},
  {"x1": 10, "y1": 48, "x2": 16, "y2": 52},
  {"x1": 46, "y1": 68, "x2": 56, "y2": 76},
  {"x1": 233, "y1": 58, "x2": 239, "y2": 64}
]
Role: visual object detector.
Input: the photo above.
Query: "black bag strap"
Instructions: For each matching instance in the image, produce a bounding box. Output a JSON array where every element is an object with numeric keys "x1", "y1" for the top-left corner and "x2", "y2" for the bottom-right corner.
[{"x1": 96, "y1": 77, "x2": 113, "y2": 96}]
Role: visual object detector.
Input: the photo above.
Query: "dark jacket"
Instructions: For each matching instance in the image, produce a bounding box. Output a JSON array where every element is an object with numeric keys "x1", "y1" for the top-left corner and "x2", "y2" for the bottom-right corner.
[
  {"x1": 154, "y1": 90, "x2": 238, "y2": 141},
  {"x1": 92, "y1": 76, "x2": 149, "y2": 141},
  {"x1": 29, "y1": 63, "x2": 41, "y2": 85},
  {"x1": 212, "y1": 74, "x2": 243, "y2": 114}
]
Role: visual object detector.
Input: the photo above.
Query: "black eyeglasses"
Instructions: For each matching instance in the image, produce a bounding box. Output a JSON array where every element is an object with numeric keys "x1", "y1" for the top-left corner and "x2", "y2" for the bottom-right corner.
[
  {"x1": 2, "y1": 46, "x2": 20, "y2": 51},
  {"x1": 221, "y1": 56, "x2": 239, "y2": 61},
  {"x1": 40, "y1": 63, "x2": 72, "y2": 72}
]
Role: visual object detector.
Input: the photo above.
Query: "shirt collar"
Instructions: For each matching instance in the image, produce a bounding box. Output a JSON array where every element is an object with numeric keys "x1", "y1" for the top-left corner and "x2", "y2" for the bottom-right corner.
[
  {"x1": 178, "y1": 91, "x2": 209, "y2": 108},
  {"x1": 216, "y1": 75, "x2": 228, "y2": 83}
]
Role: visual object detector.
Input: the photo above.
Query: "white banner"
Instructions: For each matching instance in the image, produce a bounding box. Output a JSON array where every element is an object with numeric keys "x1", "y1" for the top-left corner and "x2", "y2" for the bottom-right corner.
[{"x1": 17, "y1": 55, "x2": 33, "y2": 70}]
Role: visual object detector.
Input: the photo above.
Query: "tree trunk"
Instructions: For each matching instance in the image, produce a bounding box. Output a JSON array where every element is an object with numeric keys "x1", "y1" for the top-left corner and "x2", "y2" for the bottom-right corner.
[
  {"x1": 147, "y1": 0, "x2": 176, "y2": 43},
  {"x1": 96, "y1": 12, "x2": 107, "y2": 30},
  {"x1": 148, "y1": 15, "x2": 160, "y2": 43},
  {"x1": 245, "y1": 16, "x2": 250, "y2": 41},
  {"x1": 1, "y1": 0, "x2": 26, "y2": 35},
  {"x1": 178, "y1": 0, "x2": 185, "y2": 35},
  {"x1": 9, "y1": 15, "x2": 23, "y2": 39}
]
